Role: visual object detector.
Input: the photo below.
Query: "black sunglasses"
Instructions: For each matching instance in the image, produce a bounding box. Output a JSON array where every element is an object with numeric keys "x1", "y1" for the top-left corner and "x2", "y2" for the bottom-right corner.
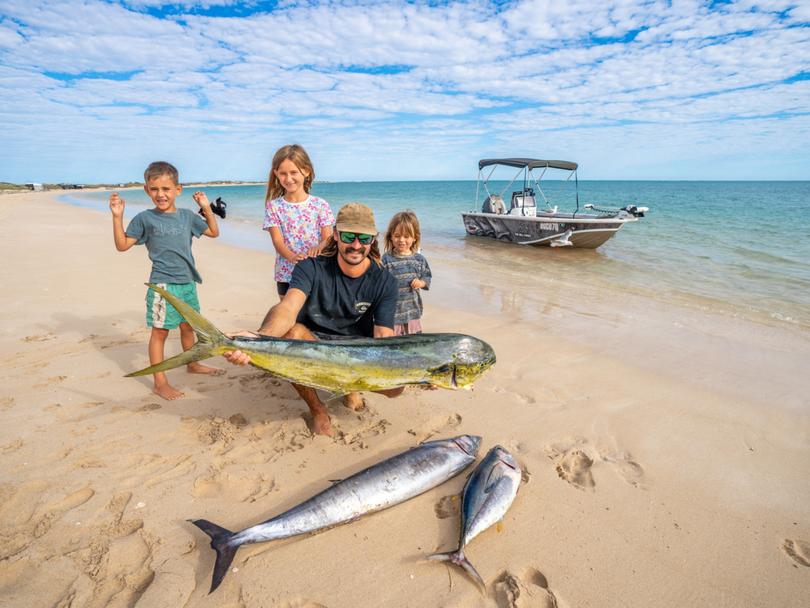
[{"x1": 339, "y1": 231, "x2": 376, "y2": 245}]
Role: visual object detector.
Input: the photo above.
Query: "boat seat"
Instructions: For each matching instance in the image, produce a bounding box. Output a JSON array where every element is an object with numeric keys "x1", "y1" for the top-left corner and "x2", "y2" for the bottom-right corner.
[{"x1": 482, "y1": 194, "x2": 506, "y2": 214}]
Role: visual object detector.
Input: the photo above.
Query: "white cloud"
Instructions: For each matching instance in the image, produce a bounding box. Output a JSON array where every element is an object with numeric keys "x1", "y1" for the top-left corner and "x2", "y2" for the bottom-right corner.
[{"x1": 1, "y1": 0, "x2": 808, "y2": 181}]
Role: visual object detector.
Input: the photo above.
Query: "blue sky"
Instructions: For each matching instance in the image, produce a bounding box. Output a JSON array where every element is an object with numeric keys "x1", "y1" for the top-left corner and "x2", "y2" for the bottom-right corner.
[{"x1": 1, "y1": 0, "x2": 808, "y2": 182}]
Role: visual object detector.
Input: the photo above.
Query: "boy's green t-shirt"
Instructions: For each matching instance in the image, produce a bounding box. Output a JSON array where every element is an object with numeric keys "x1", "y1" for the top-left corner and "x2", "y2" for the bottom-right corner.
[{"x1": 125, "y1": 208, "x2": 209, "y2": 284}]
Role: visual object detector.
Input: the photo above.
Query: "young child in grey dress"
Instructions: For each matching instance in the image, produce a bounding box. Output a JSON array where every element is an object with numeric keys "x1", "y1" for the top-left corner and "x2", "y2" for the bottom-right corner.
[{"x1": 382, "y1": 210, "x2": 432, "y2": 335}]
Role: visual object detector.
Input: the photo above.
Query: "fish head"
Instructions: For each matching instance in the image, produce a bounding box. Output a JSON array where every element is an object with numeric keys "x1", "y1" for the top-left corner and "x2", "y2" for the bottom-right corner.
[
  {"x1": 427, "y1": 336, "x2": 496, "y2": 390},
  {"x1": 490, "y1": 445, "x2": 520, "y2": 471},
  {"x1": 452, "y1": 434, "x2": 482, "y2": 457}
]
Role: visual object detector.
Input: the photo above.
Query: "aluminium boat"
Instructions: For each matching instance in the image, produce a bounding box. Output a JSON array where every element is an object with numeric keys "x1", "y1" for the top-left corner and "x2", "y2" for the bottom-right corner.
[{"x1": 462, "y1": 158, "x2": 647, "y2": 248}]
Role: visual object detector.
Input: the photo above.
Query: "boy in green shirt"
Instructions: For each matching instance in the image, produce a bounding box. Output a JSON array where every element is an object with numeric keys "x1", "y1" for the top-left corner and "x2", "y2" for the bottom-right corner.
[{"x1": 110, "y1": 161, "x2": 222, "y2": 400}]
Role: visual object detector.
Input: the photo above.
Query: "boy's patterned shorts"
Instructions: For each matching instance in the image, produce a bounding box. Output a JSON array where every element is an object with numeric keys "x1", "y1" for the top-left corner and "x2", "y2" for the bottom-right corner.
[{"x1": 145, "y1": 283, "x2": 200, "y2": 329}]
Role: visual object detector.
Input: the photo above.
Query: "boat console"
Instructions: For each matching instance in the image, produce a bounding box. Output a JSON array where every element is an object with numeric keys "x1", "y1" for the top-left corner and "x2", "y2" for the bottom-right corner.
[{"x1": 508, "y1": 188, "x2": 536, "y2": 217}]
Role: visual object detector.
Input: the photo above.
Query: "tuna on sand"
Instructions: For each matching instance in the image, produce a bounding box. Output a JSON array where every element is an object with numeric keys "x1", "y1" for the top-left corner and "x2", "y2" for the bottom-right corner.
[
  {"x1": 191, "y1": 435, "x2": 482, "y2": 592},
  {"x1": 427, "y1": 445, "x2": 522, "y2": 590},
  {"x1": 127, "y1": 283, "x2": 496, "y2": 393}
]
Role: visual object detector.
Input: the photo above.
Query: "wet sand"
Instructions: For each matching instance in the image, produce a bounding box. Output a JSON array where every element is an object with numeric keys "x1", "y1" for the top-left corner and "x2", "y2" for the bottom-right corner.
[{"x1": 1, "y1": 191, "x2": 808, "y2": 607}]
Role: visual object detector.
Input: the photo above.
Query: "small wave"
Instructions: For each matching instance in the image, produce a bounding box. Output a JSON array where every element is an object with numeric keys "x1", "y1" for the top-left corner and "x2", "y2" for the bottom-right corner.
[{"x1": 729, "y1": 245, "x2": 807, "y2": 267}]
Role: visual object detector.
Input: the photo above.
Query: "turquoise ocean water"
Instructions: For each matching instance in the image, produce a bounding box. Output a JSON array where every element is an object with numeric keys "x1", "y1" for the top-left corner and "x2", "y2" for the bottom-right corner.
[{"x1": 64, "y1": 180, "x2": 810, "y2": 329}]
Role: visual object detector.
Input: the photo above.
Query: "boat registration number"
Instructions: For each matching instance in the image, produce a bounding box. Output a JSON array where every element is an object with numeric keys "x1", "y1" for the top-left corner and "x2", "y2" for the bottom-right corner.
[{"x1": 540, "y1": 222, "x2": 558, "y2": 231}]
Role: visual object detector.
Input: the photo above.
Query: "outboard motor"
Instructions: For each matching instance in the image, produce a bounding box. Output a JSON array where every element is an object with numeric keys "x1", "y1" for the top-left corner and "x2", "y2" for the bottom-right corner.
[
  {"x1": 622, "y1": 204, "x2": 648, "y2": 218},
  {"x1": 482, "y1": 194, "x2": 506, "y2": 214}
]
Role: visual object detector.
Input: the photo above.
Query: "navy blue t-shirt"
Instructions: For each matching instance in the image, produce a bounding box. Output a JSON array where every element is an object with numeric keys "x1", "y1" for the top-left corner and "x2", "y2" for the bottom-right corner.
[{"x1": 288, "y1": 255, "x2": 398, "y2": 337}]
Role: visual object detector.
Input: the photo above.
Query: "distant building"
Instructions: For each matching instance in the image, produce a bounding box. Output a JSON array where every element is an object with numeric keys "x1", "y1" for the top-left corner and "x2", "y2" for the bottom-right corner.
[{"x1": 26, "y1": 183, "x2": 43, "y2": 191}]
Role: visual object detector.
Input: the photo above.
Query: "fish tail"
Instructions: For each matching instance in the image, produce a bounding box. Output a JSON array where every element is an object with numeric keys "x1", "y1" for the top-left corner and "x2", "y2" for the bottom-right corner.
[
  {"x1": 190, "y1": 519, "x2": 240, "y2": 593},
  {"x1": 427, "y1": 549, "x2": 486, "y2": 592},
  {"x1": 125, "y1": 283, "x2": 229, "y2": 377}
]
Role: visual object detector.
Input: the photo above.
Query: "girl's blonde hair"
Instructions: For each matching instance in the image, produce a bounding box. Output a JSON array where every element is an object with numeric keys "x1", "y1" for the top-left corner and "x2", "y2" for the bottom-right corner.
[
  {"x1": 384, "y1": 210, "x2": 421, "y2": 254},
  {"x1": 265, "y1": 144, "x2": 315, "y2": 201}
]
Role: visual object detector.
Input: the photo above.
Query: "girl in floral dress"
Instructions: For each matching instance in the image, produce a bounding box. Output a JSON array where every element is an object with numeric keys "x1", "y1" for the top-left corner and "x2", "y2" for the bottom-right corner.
[{"x1": 263, "y1": 144, "x2": 335, "y2": 297}]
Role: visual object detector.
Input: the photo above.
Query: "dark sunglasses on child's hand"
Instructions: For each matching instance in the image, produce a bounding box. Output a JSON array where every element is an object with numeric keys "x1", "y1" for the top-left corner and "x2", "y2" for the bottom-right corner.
[{"x1": 339, "y1": 231, "x2": 375, "y2": 245}]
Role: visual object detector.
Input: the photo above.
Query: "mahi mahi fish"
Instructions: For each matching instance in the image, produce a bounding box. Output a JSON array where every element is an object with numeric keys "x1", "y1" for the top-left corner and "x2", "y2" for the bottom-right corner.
[
  {"x1": 191, "y1": 434, "x2": 482, "y2": 592},
  {"x1": 428, "y1": 445, "x2": 522, "y2": 589},
  {"x1": 127, "y1": 283, "x2": 496, "y2": 393}
]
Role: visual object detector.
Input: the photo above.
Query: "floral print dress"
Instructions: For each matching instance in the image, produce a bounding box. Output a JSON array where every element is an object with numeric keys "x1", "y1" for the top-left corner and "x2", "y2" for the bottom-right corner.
[{"x1": 263, "y1": 195, "x2": 335, "y2": 282}]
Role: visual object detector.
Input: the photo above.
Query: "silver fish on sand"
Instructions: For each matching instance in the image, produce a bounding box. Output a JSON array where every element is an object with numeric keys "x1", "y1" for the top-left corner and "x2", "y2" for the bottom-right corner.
[
  {"x1": 192, "y1": 435, "x2": 482, "y2": 593},
  {"x1": 428, "y1": 445, "x2": 522, "y2": 589}
]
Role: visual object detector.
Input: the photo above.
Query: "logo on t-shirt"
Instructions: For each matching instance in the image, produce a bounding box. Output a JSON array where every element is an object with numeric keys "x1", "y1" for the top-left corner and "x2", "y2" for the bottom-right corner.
[{"x1": 355, "y1": 301, "x2": 371, "y2": 314}]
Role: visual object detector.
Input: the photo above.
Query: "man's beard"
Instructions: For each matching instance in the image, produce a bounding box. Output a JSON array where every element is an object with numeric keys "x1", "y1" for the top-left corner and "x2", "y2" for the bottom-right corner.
[{"x1": 339, "y1": 247, "x2": 367, "y2": 265}]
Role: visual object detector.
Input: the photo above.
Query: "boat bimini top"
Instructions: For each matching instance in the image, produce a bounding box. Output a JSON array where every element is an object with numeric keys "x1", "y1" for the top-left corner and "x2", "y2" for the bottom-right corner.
[
  {"x1": 478, "y1": 158, "x2": 578, "y2": 171},
  {"x1": 475, "y1": 157, "x2": 581, "y2": 217}
]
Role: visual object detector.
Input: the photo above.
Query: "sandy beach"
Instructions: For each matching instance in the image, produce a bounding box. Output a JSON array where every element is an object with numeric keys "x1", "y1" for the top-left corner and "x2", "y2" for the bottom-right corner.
[{"x1": 1, "y1": 191, "x2": 808, "y2": 607}]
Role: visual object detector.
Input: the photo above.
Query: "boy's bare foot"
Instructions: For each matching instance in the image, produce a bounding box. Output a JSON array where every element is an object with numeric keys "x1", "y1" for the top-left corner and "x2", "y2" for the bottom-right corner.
[
  {"x1": 153, "y1": 384, "x2": 184, "y2": 400},
  {"x1": 343, "y1": 392, "x2": 366, "y2": 411},
  {"x1": 187, "y1": 363, "x2": 225, "y2": 376}
]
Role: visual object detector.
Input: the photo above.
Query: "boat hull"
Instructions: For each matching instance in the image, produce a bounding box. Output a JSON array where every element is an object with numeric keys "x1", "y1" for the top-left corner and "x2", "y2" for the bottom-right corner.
[{"x1": 461, "y1": 212, "x2": 632, "y2": 249}]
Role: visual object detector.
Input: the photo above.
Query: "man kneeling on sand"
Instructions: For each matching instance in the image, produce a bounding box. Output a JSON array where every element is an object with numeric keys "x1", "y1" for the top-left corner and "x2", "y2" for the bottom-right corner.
[{"x1": 223, "y1": 202, "x2": 403, "y2": 436}]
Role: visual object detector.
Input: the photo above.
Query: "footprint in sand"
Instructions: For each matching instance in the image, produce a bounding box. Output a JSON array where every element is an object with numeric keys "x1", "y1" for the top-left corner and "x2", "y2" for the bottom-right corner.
[
  {"x1": 545, "y1": 437, "x2": 646, "y2": 490},
  {"x1": 555, "y1": 450, "x2": 594, "y2": 489},
  {"x1": 238, "y1": 371, "x2": 283, "y2": 390},
  {"x1": 601, "y1": 452, "x2": 646, "y2": 488},
  {"x1": 22, "y1": 333, "x2": 55, "y2": 342},
  {"x1": 189, "y1": 416, "x2": 244, "y2": 445},
  {"x1": 0, "y1": 483, "x2": 95, "y2": 560},
  {"x1": 229, "y1": 413, "x2": 249, "y2": 428},
  {"x1": 492, "y1": 386, "x2": 539, "y2": 406},
  {"x1": 142, "y1": 455, "x2": 196, "y2": 489},
  {"x1": 493, "y1": 568, "x2": 560, "y2": 608},
  {"x1": 410, "y1": 413, "x2": 463, "y2": 444},
  {"x1": 434, "y1": 494, "x2": 460, "y2": 519},
  {"x1": 545, "y1": 440, "x2": 594, "y2": 489},
  {"x1": 61, "y1": 491, "x2": 153, "y2": 606},
  {"x1": 338, "y1": 418, "x2": 390, "y2": 450},
  {"x1": 1, "y1": 439, "x2": 23, "y2": 454},
  {"x1": 33, "y1": 375, "x2": 68, "y2": 389},
  {"x1": 782, "y1": 539, "x2": 810, "y2": 567},
  {"x1": 196, "y1": 380, "x2": 236, "y2": 393},
  {"x1": 98, "y1": 337, "x2": 135, "y2": 350},
  {"x1": 191, "y1": 472, "x2": 275, "y2": 503}
]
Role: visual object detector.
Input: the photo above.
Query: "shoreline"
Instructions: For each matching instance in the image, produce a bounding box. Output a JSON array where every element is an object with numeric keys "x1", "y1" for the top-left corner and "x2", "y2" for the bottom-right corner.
[
  {"x1": 1, "y1": 191, "x2": 808, "y2": 607},
  {"x1": 53, "y1": 184, "x2": 810, "y2": 335}
]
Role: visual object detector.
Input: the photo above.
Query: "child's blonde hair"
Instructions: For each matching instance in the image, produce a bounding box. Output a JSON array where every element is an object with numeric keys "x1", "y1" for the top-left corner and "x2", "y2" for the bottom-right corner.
[
  {"x1": 144, "y1": 161, "x2": 179, "y2": 185},
  {"x1": 265, "y1": 144, "x2": 314, "y2": 201},
  {"x1": 384, "y1": 210, "x2": 421, "y2": 254}
]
